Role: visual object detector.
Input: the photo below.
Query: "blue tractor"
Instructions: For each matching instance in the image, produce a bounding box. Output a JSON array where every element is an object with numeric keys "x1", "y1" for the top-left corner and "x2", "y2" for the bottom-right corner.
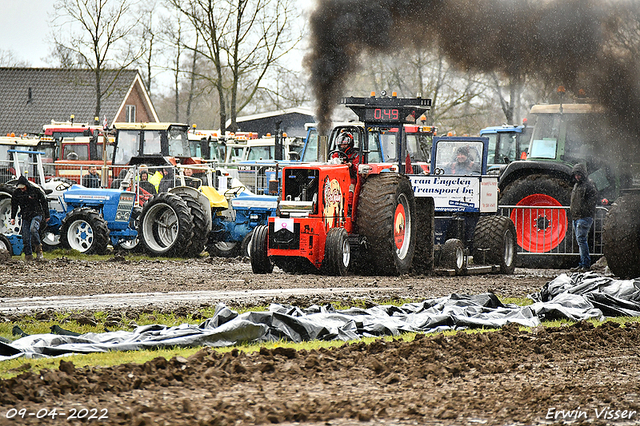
[
  {"x1": 479, "y1": 122, "x2": 532, "y2": 175},
  {"x1": 0, "y1": 150, "x2": 138, "y2": 255},
  {"x1": 46, "y1": 184, "x2": 137, "y2": 254},
  {"x1": 207, "y1": 190, "x2": 278, "y2": 257}
]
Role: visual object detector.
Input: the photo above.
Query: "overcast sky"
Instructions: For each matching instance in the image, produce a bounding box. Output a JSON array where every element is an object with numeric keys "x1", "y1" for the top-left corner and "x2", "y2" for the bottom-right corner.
[
  {"x1": 0, "y1": 0, "x2": 54, "y2": 66},
  {"x1": 1, "y1": 0, "x2": 312, "y2": 68}
]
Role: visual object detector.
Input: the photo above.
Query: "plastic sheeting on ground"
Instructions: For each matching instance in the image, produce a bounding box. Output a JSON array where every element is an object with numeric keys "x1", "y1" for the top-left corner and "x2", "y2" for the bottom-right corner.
[{"x1": 1, "y1": 271, "x2": 638, "y2": 361}]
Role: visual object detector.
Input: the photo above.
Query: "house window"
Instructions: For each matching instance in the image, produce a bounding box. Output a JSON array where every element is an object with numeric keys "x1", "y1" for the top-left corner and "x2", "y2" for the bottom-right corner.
[{"x1": 125, "y1": 105, "x2": 136, "y2": 122}]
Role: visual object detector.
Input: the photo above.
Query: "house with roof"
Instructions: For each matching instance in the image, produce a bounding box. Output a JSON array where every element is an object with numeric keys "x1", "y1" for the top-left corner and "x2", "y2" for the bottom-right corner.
[
  {"x1": 0, "y1": 68, "x2": 159, "y2": 136},
  {"x1": 228, "y1": 107, "x2": 315, "y2": 139}
]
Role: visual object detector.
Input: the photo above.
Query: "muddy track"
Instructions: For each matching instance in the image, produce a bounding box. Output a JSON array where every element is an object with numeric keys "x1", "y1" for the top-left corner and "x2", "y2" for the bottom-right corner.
[
  {"x1": 1, "y1": 256, "x2": 632, "y2": 426},
  {"x1": 1, "y1": 321, "x2": 638, "y2": 425}
]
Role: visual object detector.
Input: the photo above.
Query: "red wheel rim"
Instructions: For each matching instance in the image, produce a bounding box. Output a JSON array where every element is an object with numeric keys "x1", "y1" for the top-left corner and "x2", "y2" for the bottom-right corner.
[
  {"x1": 394, "y1": 203, "x2": 406, "y2": 250},
  {"x1": 509, "y1": 194, "x2": 567, "y2": 253}
]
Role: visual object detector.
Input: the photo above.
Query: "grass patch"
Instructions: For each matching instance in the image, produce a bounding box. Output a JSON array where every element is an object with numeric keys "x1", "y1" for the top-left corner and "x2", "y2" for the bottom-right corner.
[
  {"x1": 1, "y1": 299, "x2": 638, "y2": 380},
  {"x1": 29, "y1": 248, "x2": 193, "y2": 262},
  {"x1": 499, "y1": 296, "x2": 534, "y2": 306}
]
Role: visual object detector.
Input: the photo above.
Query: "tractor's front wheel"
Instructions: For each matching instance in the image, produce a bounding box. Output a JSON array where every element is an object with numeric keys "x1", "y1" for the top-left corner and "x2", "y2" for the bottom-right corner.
[
  {"x1": 322, "y1": 227, "x2": 350, "y2": 276},
  {"x1": 250, "y1": 225, "x2": 273, "y2": 274},
  {"x1": 241, "y1": 230, "x2": 254, "y2": 258},
  {"x1": 40, "y1": 225, "x2": 61, "y2": 251},
  {"x1": 117, "y1": 206, "x2": 142, "y2": 253},
  {"x1": 472, "y1": 215, "x2": 517, "y2": 274},
  {"x1": 356, "y1": 174, "x2": 416, "y2": 275},
  {"x1": 441, "y1": 238, "x2": 465, "y2": 275},
  {"x1": 0, "y1": 234, "x2": 12, "y2": 254},
  {"x1": 139, "y1": 193, "x2": 194, "y2": 257},
  {"x1": 60, "y1": 207, "x2": 110, "y2": 254},
  {"x1": 0, "y1": 189, "x2": 20, "y2": 236},
  {"x1": 208, "y1": 241, "x2": 240, "y2": 257}
]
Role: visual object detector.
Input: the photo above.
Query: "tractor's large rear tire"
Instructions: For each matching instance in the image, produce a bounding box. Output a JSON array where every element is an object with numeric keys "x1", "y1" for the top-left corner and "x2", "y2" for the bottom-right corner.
[
  {"x1": 139, "y1": 193, "x2": 194, "y2": 257},
  {"x1": 321, "y1": 227, "x2": 350, "y2": 276},
  {"x1": 356, "y1": 174, "x2": 416, "y2": 275},
  {"x1": 472, "y1": 215, "x2": 517, "y2": 274},
  {"x1": 412, "y1": 197, "x2": 435, "y2": 274},
  {"x1": 603, "y1": 194, "x2": 640, "y2": 279},
  {"x1": 178, "y1": 194, "x2": 208, "y2": 257},
  {"x1": 60, "y1": 207, "x2": 110, "y2": 254},
  {"x1": 250, "y1": 225, "x2": 273, "y2": 274},
  {"x1": 500, "y1": 174, "x2": 574, "y2": 268}
]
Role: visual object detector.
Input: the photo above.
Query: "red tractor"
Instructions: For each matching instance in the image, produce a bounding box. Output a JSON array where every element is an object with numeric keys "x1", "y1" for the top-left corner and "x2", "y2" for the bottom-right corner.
[{"x1": 250, "y1": 94, "x2": 433, "y2": 275}]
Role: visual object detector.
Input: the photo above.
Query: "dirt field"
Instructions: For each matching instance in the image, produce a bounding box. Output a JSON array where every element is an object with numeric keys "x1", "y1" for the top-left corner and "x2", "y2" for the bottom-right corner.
[{"x1": 0, "y1": 256, "x2": 638, "y2": 425}]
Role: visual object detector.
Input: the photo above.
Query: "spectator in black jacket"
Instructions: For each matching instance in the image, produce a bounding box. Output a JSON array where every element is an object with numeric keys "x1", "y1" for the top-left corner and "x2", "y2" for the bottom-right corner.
[
  {"x1": 158, "y1": 168, "x2": 175, "y2": 193},
  {"x1": 570, "y1": 163, "x2": 599, "y2": 272},
  {"x1": 81, "y1": 166, "x2": 101, "y2": 188},
  {"x1": 10, "y1": 176, "x2": 50, "y2": 261}
]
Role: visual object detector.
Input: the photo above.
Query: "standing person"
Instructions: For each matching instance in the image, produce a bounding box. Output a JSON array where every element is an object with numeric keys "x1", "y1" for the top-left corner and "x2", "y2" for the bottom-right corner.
[
  {"x1": 81, "y1": 166, "x2": 101, "y2": 188},
  {"x1": 149, "y1": 168, "x2": 164, "y2": 192},
  {"x1": 158, "y1": 168, "x2": 175, "y2": 193},
  {"x1": 570, "y1": 163, "x2": 598, "y2": 272},
  {"x1": 10, "y1": 176, "x2": 50, "y2": 261}
]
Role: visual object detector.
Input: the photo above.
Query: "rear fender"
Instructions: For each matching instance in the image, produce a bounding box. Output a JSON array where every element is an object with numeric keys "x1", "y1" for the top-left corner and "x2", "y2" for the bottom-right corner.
[
  {"x1": 499, "y1": 161, "x2": 573, "y2": 190},
  {"x1": 358, "y1": 163, "x2": 399, "y2": 176}
]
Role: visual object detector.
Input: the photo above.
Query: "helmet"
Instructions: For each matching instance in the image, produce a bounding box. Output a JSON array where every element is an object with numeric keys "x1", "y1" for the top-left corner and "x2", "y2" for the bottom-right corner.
[{"x1": 338, "y1": 132, "x2": 354, "y2": 150}]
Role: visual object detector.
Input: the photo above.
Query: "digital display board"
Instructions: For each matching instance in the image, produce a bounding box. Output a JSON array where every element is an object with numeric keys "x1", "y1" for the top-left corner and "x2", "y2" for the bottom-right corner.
[{"x1": 364, "y1": 108, "x2": 401, "y2": 122}]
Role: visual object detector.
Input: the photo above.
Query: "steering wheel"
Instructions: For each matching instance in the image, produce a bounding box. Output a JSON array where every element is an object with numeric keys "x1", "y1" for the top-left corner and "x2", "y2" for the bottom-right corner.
[
  {"x1": 434, "y1": 167, "x2": 445, "y2": 175},
  {"x1": 328, "y1": 150, "x2": 348, "y2": 163},
  {"x1": 225, "y1": 185, "x2": 246, "y2": 197}
]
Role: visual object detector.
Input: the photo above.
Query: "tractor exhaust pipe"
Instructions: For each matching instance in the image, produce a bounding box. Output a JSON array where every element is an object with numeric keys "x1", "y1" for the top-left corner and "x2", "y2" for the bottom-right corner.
[{"x1": 319, "y1": 135, "x2": 328, "y2": 163}]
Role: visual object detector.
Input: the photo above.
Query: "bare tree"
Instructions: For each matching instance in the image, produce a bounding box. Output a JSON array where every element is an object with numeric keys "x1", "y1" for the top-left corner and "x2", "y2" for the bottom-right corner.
[
  {"x1": 168, "y1": 0, "x2": 301, "y2": 130},
  {"x1": 137, "y1": 3, "x2": 158, "y2": 94},
  {"x1": 185, "y1": 34, "x2": 200, "y2": 124},
  {"x1": 0, "y1": 49, "x2": 31, "y2": 67},
  {"x1": 52, "y1": 0, "x2": 144, "y2": 119},
  {"x1": 349, "y1": 48, "x2": 486, "y2": 133},
  {"x1": 247, "y1": 65, "x2": 311, "y2": 112}
]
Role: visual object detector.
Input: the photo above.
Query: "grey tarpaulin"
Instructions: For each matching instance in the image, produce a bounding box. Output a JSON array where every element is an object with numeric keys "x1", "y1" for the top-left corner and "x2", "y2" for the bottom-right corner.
[{"x1": 0, "y1": 272, "x2": 637, "y2": 361}]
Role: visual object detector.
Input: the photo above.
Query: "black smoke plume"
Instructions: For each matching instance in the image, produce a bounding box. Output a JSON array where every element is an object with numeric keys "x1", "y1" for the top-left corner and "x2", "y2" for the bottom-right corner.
[{"x1": 305, "y1": 0, "x2": 640, "y2": 162}]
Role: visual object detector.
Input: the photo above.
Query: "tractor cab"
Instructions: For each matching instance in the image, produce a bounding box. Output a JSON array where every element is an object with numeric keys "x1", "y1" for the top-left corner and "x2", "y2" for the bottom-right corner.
[{"x1": 112, "y1": 122, "x2": 190, "y2": 167}]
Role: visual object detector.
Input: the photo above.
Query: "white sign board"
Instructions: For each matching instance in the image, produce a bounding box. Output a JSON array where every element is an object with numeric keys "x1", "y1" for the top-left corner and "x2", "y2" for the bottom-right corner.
[
  {"x1": 410, "y1": 176, "x2": 481, "y2": 212},
  {"x1": 480, "y1": 177, "x2": 499, "y2": 213}
]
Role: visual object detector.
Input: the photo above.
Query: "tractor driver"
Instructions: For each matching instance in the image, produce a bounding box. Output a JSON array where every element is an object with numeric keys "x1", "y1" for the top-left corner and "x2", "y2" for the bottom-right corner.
[
  {"x1": 331, "y1": 131, "x2": 360, "y2": 212},
  {"x1": 332, "y1": 132, "x2": 360, "y2": 170},
  {"x1": 448, "y1": 146, "x2": 475, "y2": 175}
]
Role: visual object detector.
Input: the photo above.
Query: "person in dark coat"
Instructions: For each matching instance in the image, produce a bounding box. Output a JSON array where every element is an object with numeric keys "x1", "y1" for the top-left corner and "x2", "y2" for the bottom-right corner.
[
  {"x1": 81, "y1": 166, "x2": 101, "y2": 188},
  {"x1": 10, "y1": 175, "x2": 50, "y2": 261},
  {"x1": 158, "y1": 168, "x2": 175, "y2": 193},
  {"x1": 570, "y1": 163, "x2": 599, "y2": 272}
]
